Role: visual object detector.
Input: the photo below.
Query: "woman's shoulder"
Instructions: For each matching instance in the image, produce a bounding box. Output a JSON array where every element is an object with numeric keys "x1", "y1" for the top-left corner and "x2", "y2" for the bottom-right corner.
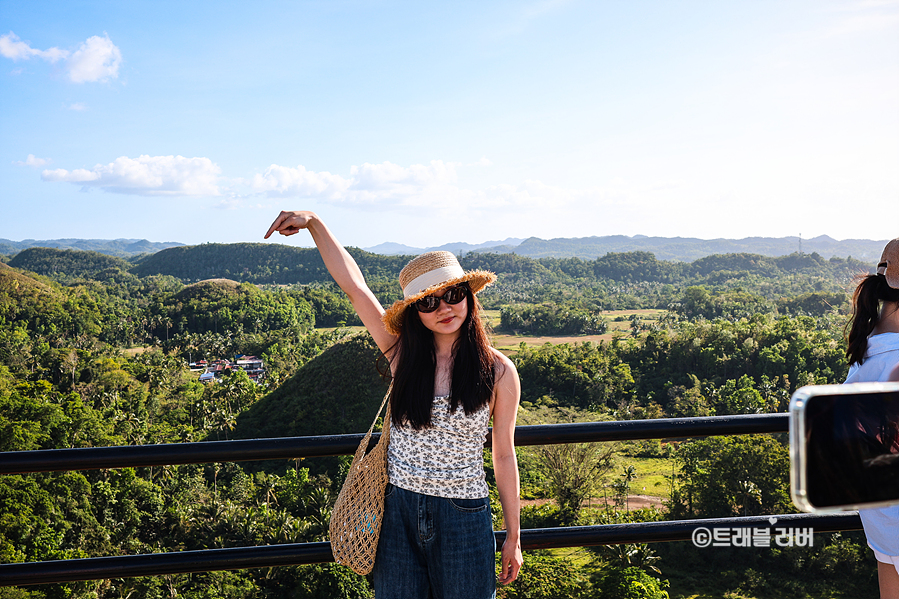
[
  {"x1": 489, "y1": 347, "x2": 519, "y2": 386},
  {"x1": 490, "y1": 347, "x2": 516, "y2": 370},
  {"x1": 866, "y1": 332, "x2": 899, "y2": 354},
  {"x1": 845, "y1": 335, "x2": 899, "y2": 383}
]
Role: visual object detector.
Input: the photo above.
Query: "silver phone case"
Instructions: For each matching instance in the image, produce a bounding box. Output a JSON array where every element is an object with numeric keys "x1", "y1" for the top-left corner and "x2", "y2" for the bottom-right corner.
[{"x1": 790, "y1": 382, "x2": 899, "y2": 513}]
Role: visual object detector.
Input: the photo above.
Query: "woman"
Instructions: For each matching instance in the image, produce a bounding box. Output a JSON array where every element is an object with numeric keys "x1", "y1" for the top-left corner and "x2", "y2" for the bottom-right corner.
[
  {"x1": 845, "y1": 237, "x2": 899, "y2": 599},
  {"x1": 265, "y1": 211, "x2": 523, "y2": 598}
]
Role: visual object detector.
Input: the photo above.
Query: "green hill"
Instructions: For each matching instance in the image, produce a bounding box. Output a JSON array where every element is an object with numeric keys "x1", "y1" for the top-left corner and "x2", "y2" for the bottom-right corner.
[
  {"x1": 0, "y1": 263, "x2": 90, "y2": 342},
  {"x1": 173, "y1": 278, "x2": 244, "y2": 302},
  {"x1": 157, "y1": 278, "x2": 315, "y2": 337},
  {"x1": 130, "y1": 242, "x2": 411, "y2": 284},
  {"x1": 233, "y1": 332, "x2": 390, "y2": 472},
  {"x1": 0, "y1": 262, "x2": 60, "y2": 309},
  {"x1": 8, "y1": 247, "x2": 133, "y2": 282}
]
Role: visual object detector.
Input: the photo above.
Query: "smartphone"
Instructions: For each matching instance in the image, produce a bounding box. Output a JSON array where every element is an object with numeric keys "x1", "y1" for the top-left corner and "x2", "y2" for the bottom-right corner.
[{"x1": 790, "y1": 382, "x2": 899, "y2": 513}]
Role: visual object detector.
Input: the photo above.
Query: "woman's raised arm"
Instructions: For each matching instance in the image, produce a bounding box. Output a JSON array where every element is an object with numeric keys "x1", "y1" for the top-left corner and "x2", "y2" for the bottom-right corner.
[{"x1": 264, "y1": 210, "x2": 397, "y2": 355}]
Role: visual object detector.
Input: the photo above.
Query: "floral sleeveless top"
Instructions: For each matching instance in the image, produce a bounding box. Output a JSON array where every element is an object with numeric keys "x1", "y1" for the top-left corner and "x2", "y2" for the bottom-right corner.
[{"x1": 387, "y1": 395, "x2": 490, "y2": 499}]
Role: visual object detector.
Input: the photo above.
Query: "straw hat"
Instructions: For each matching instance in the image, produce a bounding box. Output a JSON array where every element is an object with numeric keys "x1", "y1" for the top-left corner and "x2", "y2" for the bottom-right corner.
[
  {"x1": 878, "y1": 238, "x2": 899, "y2": 289},
  {"x1": 381, "y1": 251, "x2": 496, "y2": 335}
]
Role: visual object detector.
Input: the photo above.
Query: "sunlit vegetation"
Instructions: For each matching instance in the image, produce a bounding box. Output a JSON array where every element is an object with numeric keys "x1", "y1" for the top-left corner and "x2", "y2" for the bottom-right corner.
[{"x1": 0, "y1": 245, "x2": 877, "y2": 598}]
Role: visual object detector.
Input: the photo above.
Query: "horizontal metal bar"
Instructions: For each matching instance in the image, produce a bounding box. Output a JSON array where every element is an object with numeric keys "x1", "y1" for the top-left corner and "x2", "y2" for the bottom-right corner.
[
  {"x1": 509, "y1": 413, "x2": 788, "y2": 447},
  {"x1": 0, "y1": 512, "x2": 859, "y2": 587},
  {"x1": 0, "y1": 434, "x2": 368, "y2": 475},
  {"x1": 0, "y1": 541, "x2": 334, "y2": 587},
  {"x1": 0, "y1": 414, "x2": 788, "y2": 475}
]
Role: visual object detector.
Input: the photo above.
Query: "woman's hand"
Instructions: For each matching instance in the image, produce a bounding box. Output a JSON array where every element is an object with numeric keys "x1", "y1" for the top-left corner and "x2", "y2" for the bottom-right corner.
[
  {"x1": 264, "y1": 210, "x2": 316, "y2": 239},
  {"x1": 498, "y1": 535, "x2": 523, "y2": 585}
]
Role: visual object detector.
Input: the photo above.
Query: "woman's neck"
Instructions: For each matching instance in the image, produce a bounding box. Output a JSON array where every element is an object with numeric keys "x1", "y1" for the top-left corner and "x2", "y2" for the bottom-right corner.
[
  {"x1": 433, "y1": 334, "x2": 458, "y2": 397},
  {"x1": 874, "y1": 301, "x2": 899, "y2": 335},
  {"x1": 432, "y1": 330, "x2": 459, "y2": 358}
]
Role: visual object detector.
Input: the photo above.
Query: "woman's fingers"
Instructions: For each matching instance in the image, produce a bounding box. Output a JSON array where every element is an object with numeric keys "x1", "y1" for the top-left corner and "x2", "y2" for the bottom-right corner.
[
  {"x1": 498, "y1": 542, "x2": 522, "y2": 584},
  {"x1": 264, "y1": 211, "x2": 308, "y2": 239},
  {"x1": 264, "y1": 212, "x2": 289, "y2": 239}
]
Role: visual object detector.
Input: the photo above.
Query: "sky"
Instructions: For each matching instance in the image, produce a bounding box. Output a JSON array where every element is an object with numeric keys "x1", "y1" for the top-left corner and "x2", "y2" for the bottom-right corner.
[{"x1": 1, "y1": 0, "x2": 897, "y2": 250}]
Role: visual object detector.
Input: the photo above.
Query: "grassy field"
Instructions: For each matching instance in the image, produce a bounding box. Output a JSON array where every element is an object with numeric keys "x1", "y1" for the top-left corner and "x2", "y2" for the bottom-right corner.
[
  {"x1": 486, "y1": 308, "x2": 666, "y2": 355},
  {"x1": 616, "y1": 455, "x2": 675, "y2": 500}
]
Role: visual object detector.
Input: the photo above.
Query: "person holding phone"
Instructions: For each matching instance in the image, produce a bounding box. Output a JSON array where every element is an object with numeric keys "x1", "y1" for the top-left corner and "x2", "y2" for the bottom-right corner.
[
  {"x1": 845, "y1": 238, "x2": 899, "y2": 598},
  {"x1": 265, "y1": 211, "x2": 523, "y2": 598}
]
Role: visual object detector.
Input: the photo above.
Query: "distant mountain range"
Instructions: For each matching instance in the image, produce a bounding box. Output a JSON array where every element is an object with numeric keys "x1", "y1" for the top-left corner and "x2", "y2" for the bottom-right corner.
[
  {"x1": 0, "y1": 238, "x2": 184, "y2": 258},
  {"x1": 364, "y1": 234, "x2": 888, "y2": 262},
  {"x1": 364, "y1": 237, "x2": 525, "y2": 256},
  {"x1": 0, "y1": 235, "x2": 888, "y2": 263}
]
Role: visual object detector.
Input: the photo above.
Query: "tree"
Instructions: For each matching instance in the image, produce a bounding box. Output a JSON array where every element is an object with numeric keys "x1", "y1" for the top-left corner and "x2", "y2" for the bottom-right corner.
[
  {"x1": 621, "y1": 465, "x2": 637, "y2": 511},
  {"x1": 536, "y1": 442, "x2": 615, "y2": 525},
  {"x1": 60, "y1": 350, "x2": 79, "y2": 389},
  {"x1": 716, "y1": 374, "x2": 765, "y2": 415},
  {"x1": 667, "y1": 435, "x2": 792, "y2": 519}
]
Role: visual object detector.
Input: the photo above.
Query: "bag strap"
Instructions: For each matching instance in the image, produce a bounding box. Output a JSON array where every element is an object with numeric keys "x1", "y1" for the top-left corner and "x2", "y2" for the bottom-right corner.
[{"x1": 355, "y1": 383, "x2": 392, "y2": 458}]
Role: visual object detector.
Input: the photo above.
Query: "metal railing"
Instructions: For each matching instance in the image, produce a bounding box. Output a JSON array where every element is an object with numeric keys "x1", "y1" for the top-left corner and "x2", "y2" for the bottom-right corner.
[
  {"x1": 0, "y1": 413, "x2": 789, "y2": 475},
  {"x1": 0, "y1": 413, "x2": 863, "y2": 587}
]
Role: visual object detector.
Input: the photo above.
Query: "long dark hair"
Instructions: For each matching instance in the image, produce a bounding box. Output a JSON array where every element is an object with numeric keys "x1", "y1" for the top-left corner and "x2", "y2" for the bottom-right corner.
[
  {"x1": 846, "y1": 273, "x2": 899, "y2": 365},
  {"x1": 389, "y1": 282, "x2": 496, "y2": 429}
]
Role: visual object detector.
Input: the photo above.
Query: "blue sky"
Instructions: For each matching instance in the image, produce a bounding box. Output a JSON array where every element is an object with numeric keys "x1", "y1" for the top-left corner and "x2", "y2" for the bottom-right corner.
[{"x1": 2, "y1": 0, "x2": 897, "y2": 249}]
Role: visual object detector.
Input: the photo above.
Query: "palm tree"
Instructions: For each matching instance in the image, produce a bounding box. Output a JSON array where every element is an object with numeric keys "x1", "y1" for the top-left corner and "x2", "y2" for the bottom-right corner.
[
  {"x1": 737, "y1": 480, "x2": 762, "y2": 516},
  {"x1": 598, "y1": 543, "x2": 662, "y2": 575},
  {"x1": 621, "y1": 465, "x2": 637, "y2": 511},
  {"x1": 611, "y1": 479, "x2": 628, "y2": 510}
]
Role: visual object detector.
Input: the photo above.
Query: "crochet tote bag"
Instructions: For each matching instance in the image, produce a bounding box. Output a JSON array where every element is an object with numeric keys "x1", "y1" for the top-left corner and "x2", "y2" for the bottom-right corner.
[{"x1": 329, "y1": 385, "x2": 392, "y2": 575}]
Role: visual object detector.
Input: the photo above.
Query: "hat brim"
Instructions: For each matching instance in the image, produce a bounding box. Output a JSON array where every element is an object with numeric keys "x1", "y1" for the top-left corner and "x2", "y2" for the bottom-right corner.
[{"x1": 381, "y1": 270, "x2": 497, "y2": 336}]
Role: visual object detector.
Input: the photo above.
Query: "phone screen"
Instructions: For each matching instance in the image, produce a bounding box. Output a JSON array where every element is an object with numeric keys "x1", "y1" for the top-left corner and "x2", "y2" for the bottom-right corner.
[{"x1": 795, "y1": 385, "x2": 899, "y2": 510}]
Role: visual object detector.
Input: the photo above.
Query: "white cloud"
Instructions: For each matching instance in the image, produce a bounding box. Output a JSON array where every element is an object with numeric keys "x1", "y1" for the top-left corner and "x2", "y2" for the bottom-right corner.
[
  {"x1": 42, "y1": 168, "x2": 99, "y2": 183},
  {"x1": 252, "y1": 164, "x2": 350, "y2": 199},
  {"x1": 67, "y1": 35, "x2": 122, "y2": 83},
  {"x1": 0, "y1": 32, "x2": 68, "y2": 62},
  {"x1": 346, "y1": 160, "x2": 460, "y2": 204},
  {"x1": 254, "y1": 160, "x2": 469, "y2": 206},
  {"x1": 252, "y1": 159, "x2": 606, "y2": 212},
  {"x1": 13, "y1": 154, "x2": 51, "y2": 167},
  {"x1": 41, "y1": 155, "x2": 221, "y2": 196},
  {"x1": 68, "y1": 102, "x2": 87, "y2": 111},
  {"x1": 0, "y1": 32, "x2": 121, "y2": 83}
]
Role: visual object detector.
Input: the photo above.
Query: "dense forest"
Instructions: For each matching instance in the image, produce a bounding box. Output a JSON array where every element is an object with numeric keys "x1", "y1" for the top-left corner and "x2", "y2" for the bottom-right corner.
[{"x1": 0, "y1": 244, "x2": 879, "y2": 598}]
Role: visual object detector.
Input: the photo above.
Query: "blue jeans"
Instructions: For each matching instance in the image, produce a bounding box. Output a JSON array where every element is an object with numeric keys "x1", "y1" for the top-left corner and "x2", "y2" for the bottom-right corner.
[{"x1": 373, "y1": 484, "x2": 497, "y2": 599}]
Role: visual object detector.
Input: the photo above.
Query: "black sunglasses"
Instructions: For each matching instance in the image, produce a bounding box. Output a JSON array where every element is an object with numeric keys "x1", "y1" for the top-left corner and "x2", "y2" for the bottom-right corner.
[{"x1": 414, "y1": 286, "x2": 467, "y2": 313}]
